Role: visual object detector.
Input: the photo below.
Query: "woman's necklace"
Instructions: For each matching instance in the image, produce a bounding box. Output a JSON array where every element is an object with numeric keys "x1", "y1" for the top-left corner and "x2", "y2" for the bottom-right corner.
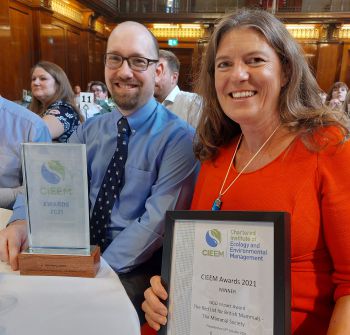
[{"x1": 212, "y1": 125, "x2": 281, "y2": 211}]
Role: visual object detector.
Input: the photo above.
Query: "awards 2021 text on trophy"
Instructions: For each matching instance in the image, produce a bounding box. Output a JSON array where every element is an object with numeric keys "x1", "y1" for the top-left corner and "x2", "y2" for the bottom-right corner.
[{"x1": 18, "y1": 143, "x2": 100, "y2": 278}]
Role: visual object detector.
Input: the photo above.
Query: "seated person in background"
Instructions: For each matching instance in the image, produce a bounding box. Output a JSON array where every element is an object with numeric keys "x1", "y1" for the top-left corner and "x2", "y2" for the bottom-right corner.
[
  {"x1": 73, "y1": 84, "x2": 81, "y2": 107},
  {"x1": 344, "y1": 91, "x2": 350, "y2": 118},
  {"x1": 154, "y1": 49, "x2": 202, "y2": 127},
  {"x1": 318, "y1": 90, "x2": 327, "y2": 105},
  {"x1": 326, "y1": 81, "x2": 349, "y2": 111},
  {"x1": 89, "y1": 80, "x2": 114, "y2": 116},
  {"x1": 30, "y1": 61, "x2": 84, "y2": 142},
  {"x1": 143, "y1": 9, "x2": 350, "y2": 334},
  {"x1": 0, "y1": 21, "x2": 199, "y2": 323},
  {"x1": 0, "y1": 96, "x2": 51, "y2": 209}
]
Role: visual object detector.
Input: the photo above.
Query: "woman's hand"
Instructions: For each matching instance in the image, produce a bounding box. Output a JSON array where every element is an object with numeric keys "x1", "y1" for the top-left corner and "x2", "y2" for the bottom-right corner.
[
  {"x1": 142, "y1": 275, "x2": 168, "y2": 331},
  {"x1": 329, "y1": 99, "x2": 342, "y2": 110},
  {"x1": 327, "y1": 295, "x2": 350, "y2": 334}
]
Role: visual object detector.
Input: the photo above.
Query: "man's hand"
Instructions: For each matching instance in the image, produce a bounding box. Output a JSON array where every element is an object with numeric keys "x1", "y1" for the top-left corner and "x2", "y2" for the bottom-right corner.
[{"x1": 0, "y1": 220, "x2": 28, "y2": 270}]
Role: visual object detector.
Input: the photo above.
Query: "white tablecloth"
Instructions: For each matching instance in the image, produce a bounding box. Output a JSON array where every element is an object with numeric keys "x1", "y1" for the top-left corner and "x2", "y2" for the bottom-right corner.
[{"x1": 0, "y1": 210, "x2": 141, "y2": 335}]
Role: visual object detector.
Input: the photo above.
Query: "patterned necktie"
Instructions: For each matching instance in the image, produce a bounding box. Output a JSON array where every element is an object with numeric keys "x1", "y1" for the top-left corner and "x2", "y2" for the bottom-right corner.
[{"x1": 90, "y1": 117, "x2": 130, "y2": 252}]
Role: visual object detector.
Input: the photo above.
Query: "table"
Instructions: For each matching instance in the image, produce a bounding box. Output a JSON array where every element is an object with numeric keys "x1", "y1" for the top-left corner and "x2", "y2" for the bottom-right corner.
[{"x1": 0, "y1": 209, "x2": 141, "y2": 335}]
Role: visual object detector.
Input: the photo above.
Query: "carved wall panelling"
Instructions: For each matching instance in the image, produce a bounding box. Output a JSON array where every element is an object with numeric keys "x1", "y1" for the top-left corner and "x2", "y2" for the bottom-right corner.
[
  {"x1": 316, "y1": 41, "x2": 344, "y2": 91},
  {"x1": 298, "y1": 41, "x2": 318, "y2": 76},
  {"x1": 339, "y1": 43, "x2": 350, "y2": 86},
  {"x1": 159, "y1": 42, "x2": 199, "y2": 92},
  {"x1": 86, "y1": 32, "x2": 106, "y2": 84},
  {"x1": 66, "y1": 28, "x2": 82, "y2": 87},
  {"x1": 39, "y1": 12, "x2": 66, "y2": 69},
  {"x1": 1, "y1": 1, "x2": 34, "y2": 100},
  {"x1": 0, "y1": 0, "x2": 10, "y2": 25},
  {"x1": 0, "y1": 0, "x2": 11, "y2": 98}
]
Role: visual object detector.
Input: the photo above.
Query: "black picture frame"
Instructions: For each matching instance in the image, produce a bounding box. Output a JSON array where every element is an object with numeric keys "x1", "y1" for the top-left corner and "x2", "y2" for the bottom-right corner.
[{"x1": 159, "y1": 210, "x2": 290, "y2": 335}]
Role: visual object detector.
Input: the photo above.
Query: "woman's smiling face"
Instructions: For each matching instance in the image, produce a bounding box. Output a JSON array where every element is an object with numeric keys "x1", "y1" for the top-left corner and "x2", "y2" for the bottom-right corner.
[
  {"x1": 214, "y1": 27, "x2": 287, "y2": 128},
  {"x1": 31, "y1": 67, "x2": 57, "y2": 104}
]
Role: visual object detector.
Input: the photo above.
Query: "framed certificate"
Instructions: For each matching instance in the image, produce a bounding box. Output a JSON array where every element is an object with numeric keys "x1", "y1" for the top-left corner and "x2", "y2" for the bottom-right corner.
[{"x1": 160, "y1": 211, "x2": 290, "y2": 335}]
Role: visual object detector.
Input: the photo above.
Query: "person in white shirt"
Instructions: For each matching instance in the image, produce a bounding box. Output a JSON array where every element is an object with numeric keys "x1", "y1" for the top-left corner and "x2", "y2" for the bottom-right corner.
[{"x1": 154, "y1": 49, "x2": 202, "y2": 127}]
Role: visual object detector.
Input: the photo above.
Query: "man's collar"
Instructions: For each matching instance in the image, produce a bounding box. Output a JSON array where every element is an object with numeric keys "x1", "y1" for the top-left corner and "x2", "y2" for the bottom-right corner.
[
  {"x1": 114, "y1": 98, "x2": 157, "y2": 131},
  {"x1": 163, "y1": 85, "x2": 180, "y2": 104}
]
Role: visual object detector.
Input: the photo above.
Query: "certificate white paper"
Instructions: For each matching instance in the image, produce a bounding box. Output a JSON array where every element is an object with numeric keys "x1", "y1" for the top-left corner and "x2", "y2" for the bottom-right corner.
[{"x1": 189, "y1": 220, "x2": 273, "y2": 335}]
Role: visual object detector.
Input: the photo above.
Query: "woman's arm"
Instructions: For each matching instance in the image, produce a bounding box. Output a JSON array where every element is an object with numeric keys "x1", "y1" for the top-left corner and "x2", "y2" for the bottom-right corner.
[
  {"x1": 42, "y1": 113, "x2": 64, "y2": 140},
  {"x1": 142, "y1": 275, "x2": 168, "y2": 331},
  {"x1": 327, "y1": 296, "x2": 350, "y2": 334}
]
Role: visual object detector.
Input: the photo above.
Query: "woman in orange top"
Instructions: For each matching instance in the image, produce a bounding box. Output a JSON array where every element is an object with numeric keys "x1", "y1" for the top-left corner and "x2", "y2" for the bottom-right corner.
[{"x1": 142, "y1": 9, "x2": 350, "y2": 334}]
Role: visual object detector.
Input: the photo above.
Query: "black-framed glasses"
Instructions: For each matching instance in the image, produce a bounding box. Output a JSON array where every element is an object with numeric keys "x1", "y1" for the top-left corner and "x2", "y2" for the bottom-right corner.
[{"x1": 104, "y1": 53, "x2": 158, "y2": 72}]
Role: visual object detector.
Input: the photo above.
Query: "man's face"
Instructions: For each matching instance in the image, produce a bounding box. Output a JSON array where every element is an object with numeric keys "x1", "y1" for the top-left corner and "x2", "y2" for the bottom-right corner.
[
  {"x1": 90, "y1": 85, "x2": 107, "y2": 101},
  {"x1": 154, "y1": 59, "x2": 178, "y2": 102},
  {"x1": 73, "y1": 85, "x2": 81, "y2": 95},
  {"x1": 105, "y1": 23, "x2": 158, "y2": 115}
]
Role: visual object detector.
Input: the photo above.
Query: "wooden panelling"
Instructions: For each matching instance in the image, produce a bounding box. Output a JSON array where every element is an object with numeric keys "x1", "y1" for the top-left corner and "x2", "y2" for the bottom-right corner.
[
  {"x1": 316, "y1": 42, "x2": 344, "y2": 91},
  {"x1": 0, "y1": 2, "x2": 34, "y2": 101},
  {"x1": 339, "y1": 43, "x2": 350, "y2": 88},
  {"x1": 9, "y1": 5, "x2": 34, "y2": 99},
  {"x1": 299, "y1": 42, "x2": 318, "y2": 76},
  {"x1": 40, "y1": 21, "x2": 66, "y2": 69},
  {"x1": 0, "y1": 0, "x2": 11, "y2": 99},
  {"x1": 94, "y1": 37, "x2": 107, "y2": 82},
  {"x1": 67, "y1": 29, "x2": 82, "y2": 86},
  {"x1": 0, "y1": 0, "x2": 10, "y2": 24},
  {"x1": 159, "y1": 43, "x2": 198, "y2": 92}
]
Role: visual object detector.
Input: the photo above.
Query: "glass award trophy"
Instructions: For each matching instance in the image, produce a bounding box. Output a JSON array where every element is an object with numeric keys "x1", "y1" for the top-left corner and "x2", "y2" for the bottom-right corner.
[{"x1": 18, "y1": 143, "x2": 100, "y2": 277}]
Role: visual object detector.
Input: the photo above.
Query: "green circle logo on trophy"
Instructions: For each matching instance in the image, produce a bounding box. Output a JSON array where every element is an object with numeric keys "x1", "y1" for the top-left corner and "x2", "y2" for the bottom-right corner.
[{"x1": 41, "y1": 160, "x2": 65, "y2": 184}]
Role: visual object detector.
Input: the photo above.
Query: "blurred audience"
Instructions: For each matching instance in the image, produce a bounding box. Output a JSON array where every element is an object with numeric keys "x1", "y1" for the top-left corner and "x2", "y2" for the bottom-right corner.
[
  {"x1": 89, "y1": 81, "x2": 114, "y2": 115},
  {"x1": 344, "y1": 91, "x2": 350, "y2": 118},
  {"x1": 73, "y1": 84, "x2": 81, "y2": 107},
  {"x1": 326, "y1": 81, "x2": 349, "y2": 111},
  {"x1": 30, "y1": 61, "x2": 83, "y2": 142},
  {"x1": 318, "y1": 91, "x2": 327, "y2": 105}
]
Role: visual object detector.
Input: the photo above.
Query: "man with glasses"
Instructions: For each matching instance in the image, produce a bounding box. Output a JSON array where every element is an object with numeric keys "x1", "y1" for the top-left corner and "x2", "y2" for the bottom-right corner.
[
  {"x1": 88, "y1": 81, "x2": 114, "y2": 117},
  {"x1": 0, "y1": 21, "x2": 199, "y2": 322}
]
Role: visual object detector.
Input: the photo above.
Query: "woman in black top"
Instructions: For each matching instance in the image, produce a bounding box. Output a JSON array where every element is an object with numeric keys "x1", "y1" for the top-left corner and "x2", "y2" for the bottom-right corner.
[{"x1": 30, "y1": 61, "x2": 83, "y2": 142}]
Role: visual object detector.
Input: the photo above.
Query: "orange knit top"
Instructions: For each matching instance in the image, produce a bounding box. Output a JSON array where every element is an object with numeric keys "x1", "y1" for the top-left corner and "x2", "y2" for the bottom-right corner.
[{"x1": 191, "y1": 129, "x2": 350, "y2": 334}]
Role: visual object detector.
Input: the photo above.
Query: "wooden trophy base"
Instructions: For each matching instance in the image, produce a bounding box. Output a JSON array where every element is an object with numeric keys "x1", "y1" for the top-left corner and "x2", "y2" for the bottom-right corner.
[{"x1": 18, "y1": 245, "x2": 100, "y2": 278}]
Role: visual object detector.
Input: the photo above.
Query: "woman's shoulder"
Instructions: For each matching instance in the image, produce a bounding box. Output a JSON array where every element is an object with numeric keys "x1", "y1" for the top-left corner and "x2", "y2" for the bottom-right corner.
[
  {"x1": 47, "y1": 100, "x2": 75, "y2": 113},
  {"x1": 308, "y1": 126, "x2": 350, "y2": 166},
  {"x1": 300, "y1": 125, "x2": 348, "y2": 154}
]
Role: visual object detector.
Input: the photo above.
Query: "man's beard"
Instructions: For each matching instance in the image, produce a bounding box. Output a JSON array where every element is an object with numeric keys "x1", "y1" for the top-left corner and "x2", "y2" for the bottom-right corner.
[{"x1": 112, "y1": 91, "x2": 139, "y2": 111}]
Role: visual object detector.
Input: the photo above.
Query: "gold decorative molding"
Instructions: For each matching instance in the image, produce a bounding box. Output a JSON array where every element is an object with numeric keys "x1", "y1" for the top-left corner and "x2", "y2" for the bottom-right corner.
[
  {"x1": 149, "y1": 24, "x2": 205, "y2": 39},
  {"x1": 51, "y1": 0, "x2": 83, "y2": 24},
  {"x1": 285, "y1": 24, "x2": 320, "y2": 39},
  {"x1": 339, "y1": 24, "x2": 350, "y2": 39},
  {"x1": 95, "y1": 21, "x2": 105, "y2": 34}
]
